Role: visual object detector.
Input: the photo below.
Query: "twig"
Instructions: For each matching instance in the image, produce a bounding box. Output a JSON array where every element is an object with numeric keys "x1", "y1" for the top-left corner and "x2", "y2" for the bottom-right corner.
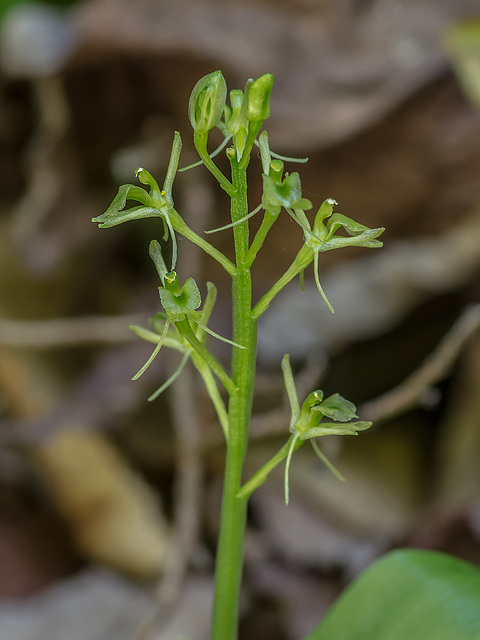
[
  {"x1": 128, "y1": 359, "x2": 203, "y2": 640},
  {"x1": 204, "y1": 306, "x2": 480, "y2": 448},
  {"x1": 359, "y1": 304, "x2": 480, "y2": 423},
  {"x1": 0, "y1": 315, "x2": 141, "y2": 348},
  {"x1": 158, "y1": 357, "x2": 203, "y2": 604}
]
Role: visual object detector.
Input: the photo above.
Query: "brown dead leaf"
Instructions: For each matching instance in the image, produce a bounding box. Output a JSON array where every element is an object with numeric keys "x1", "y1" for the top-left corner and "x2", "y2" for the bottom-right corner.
[{"x1": 33, "y1": 427, "x2": 171, "y2": 580}]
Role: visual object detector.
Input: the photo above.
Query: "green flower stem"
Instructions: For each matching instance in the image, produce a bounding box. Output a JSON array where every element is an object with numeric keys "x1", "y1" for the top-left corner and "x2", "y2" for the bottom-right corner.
[
  {"x1": 175, "y1": 318, "x2": 237, "y2": 395},
  {"x1": 194, "y1": 131, "x2": 236, "y2": 196},
  {"x1": 251, "y1": 244, "x2": 312, "y2": 320},
  {"x1": 211, "y1": 161, "x2": 257, "y2": 640},
  {"x1": 168, "y1": 208, "x2": 237, "y2": 277},
  {"x1": 244, "y1": 210, "x2": 278, "y2": 267},
  {"x1": 191, "y1": 353, "x2": 229, "y2": 439},
  {"x1": 236, "y1": 434, "x2": 303, "y2": 500},
  {"x1": 239, "y1": 121, "x2": 262, "y2": 170},
  {"x1": 192, "y1": 283, "x2": 229, "y2": 436}
]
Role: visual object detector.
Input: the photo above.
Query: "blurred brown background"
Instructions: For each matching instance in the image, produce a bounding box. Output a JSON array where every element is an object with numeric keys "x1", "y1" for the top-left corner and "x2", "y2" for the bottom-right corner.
[{"x1": 1, "y1": 1, "x2": 480, "y2": 639}]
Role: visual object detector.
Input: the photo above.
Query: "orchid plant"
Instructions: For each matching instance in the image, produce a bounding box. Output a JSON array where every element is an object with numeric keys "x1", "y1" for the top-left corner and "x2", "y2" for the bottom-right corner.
[{"x1": 93, "y1": 70, "x2": 384, "y2": 640}]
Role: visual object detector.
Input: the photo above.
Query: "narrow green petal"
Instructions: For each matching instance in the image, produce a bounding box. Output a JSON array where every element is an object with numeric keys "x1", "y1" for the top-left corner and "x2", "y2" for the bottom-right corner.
[
  {"x1": 132, "y1": 320, "x2": 170, "y2": 380},
  {"x1": 313, "y1": 252, "x2": 335, "y2": 313},
  {"x1": 310, "y1": 439, "x2": 346, "y2": 482},
  {"x1": 205, "y1": 204, "x2": 262, "y2": 234},
  {"x1": 195, "y1": 319, "x2": 246, "y2": 349},
  {"x1": 284, "y1": 433, "x2": 300, "y2": 505},
  {"x1": 148, "y1": 351, "x2": 190, "y2": 401}
]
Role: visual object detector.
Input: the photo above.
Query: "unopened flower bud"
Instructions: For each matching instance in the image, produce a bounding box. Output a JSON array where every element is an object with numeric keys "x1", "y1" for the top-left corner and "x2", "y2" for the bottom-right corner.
[
  {"x1": 188, "y1": 70, "x2": 227, "y2": 134},
  {"x1": 246, "y1": 73, "x2": 273, "y2": 122}
]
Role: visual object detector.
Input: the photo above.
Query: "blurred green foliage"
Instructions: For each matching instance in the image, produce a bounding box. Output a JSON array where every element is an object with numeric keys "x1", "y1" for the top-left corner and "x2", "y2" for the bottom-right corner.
[{"x1": 0, "y1": 0, "x2": 80, "y2": 21}]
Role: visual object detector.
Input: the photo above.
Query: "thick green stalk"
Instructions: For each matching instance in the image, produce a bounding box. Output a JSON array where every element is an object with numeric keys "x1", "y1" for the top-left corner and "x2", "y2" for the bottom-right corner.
[{"x1": 211, "y1": 162, "x2": 257, "y2": 640}]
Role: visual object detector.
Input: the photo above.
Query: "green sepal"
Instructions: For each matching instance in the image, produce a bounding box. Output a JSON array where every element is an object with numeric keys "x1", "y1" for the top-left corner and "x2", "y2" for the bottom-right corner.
[
  {"x1": 135, "y1": 166, "x2": 162, "y2": 199},
  {"x1": 91, "y1": 178, "x2": 167, "y2": 228},
  {"x1": 300, "y1": 421, "x2": 372, "y2": 439},
  {"x1": 325, "y1": 213, "x2": 384, "y2": 246},
  {"x1": 92, "y1": 204, "x2": 164, "y2": 229},
  {"x1": 149, "y1": 239, "x2": 168, "y2": 284}
]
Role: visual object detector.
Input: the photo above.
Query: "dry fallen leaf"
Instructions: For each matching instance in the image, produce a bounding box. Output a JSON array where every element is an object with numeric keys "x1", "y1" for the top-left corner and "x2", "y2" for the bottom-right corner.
[{"x1": 33, "y1": 427, "x2": 171, "y2": 579}]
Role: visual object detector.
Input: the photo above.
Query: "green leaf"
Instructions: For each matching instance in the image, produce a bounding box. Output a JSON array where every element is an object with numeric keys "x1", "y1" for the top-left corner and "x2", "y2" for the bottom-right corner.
[{"x1": 304, "y1": 549, "x2": 480, "y2": 640}]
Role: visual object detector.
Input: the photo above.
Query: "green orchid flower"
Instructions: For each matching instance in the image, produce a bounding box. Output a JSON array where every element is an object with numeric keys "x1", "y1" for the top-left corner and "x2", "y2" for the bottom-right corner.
[
  {"x1": 281, "y1": 354, "x2": 372, "y2": 504},
  {"x1": 261, "y1": 168, "x2": 313, "y2": 216},
  {"x1": 252, "y1": 198, "x2": 385, "y2": 319},
  {"x1": 129, "y1": 241, "x2": 245, "y2": 437},
  {"x1": 92, "y1": 133, "x2": 183, "y2": 270},
  {"x1": 93, "y1": 133, "x2": 237, "y2": 277},
  {"x1": 289, "y1": 198, "x2": 385, "y2": 312}
]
